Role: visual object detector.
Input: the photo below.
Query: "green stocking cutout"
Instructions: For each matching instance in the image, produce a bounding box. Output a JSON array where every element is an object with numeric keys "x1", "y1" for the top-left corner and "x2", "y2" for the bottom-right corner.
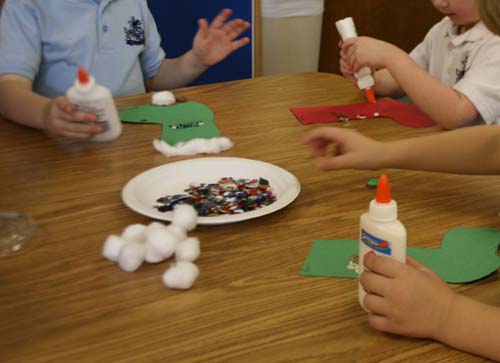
[
  {"x1": 119, "y1": 102, "x2": 220, "y2": 145},
  {"x1": 300, "y1": 227, "x2": 500, "y2": 283}
]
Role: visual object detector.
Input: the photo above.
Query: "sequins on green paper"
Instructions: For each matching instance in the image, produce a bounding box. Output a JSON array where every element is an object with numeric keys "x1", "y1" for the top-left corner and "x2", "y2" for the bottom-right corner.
[{"x1": 155, "y1": 177, "x2": 277, "y2": 216}]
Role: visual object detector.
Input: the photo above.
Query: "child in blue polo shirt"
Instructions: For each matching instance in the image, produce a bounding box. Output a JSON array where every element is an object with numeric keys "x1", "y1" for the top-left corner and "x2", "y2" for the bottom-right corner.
[{"x1": 0, "y1": 0, "x2": 250, "y2": 139}]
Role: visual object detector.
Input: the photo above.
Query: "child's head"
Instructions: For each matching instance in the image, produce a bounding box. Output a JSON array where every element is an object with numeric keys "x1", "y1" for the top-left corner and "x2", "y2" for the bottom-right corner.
[
  {"x1": 431, "y1": 0, "x2": 480, "y2": 30},
  {"x1": 477, "y1": 0, "x2": 500, "y2": 35}
]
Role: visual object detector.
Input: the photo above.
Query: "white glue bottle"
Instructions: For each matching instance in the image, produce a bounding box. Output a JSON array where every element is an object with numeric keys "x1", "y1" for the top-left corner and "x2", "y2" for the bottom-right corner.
[
  {"x1": 358, "y1": 174, "x2": 406, "y2": 310},
  {"x1": 335, "y1": 17, "x2": 376, "y2": 104},
  {"x1": 66, "y1": 66, "x2": 122, "y2": 142}
]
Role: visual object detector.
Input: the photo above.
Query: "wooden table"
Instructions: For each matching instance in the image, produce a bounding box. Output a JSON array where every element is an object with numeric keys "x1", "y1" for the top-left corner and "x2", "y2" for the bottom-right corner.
[{"x1": 1, "y1": 73, "x2": 499, "y2": 363}]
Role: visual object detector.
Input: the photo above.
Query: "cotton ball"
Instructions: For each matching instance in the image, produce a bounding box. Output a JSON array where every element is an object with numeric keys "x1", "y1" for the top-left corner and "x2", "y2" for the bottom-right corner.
[
  {"x1": 162, "y1": 261, "x2": 200, "y2": 289},
  {"x1": 166, "y1": 224, "x2": 187, "y2": 241},
  {"x1": 218, "y1": 137, "x2": 233, "y2": 151},
  {"x1": 152, "y1": 90, "x2": 175, "y2": 106},
  {"x1": 121, "y1": 223, "x2": 147, "y2": 243},
  {"x1": 102, "y1": 235, "x2": 127, "y2": 262},
  {"x1": 118, "y1": 242, "x2": 146, "y2": 272},
  {"x1": 172, "y1": 204, "x2": 198, "y2": 231},
  {"x1": 144, "y1": 241, "x2": 167, "y2": 264},
  {"x1": 175, "y1": 237, "x2": 200, "y2": 262},
  {"x1": 146, "y1": 221, "x2": 168, "y2": 233},
  {"x1": 146, "y1": 228, "x2": 179, "y2": 259}
]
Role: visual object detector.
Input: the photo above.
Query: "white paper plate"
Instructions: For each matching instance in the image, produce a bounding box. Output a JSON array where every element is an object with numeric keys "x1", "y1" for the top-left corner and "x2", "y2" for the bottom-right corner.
[{"x1": 122, "y1": 157, "x2": 301, "y2": 225}]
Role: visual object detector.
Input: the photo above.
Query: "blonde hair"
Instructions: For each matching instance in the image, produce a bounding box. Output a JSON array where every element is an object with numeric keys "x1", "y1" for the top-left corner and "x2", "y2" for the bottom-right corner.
[{"x1": 477, "y1": 0, "x2": 500, "y2": 35}]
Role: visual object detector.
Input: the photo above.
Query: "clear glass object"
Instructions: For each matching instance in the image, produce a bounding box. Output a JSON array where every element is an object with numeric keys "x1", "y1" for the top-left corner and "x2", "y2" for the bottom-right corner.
[{"x1": 0, "y1": 212, "x2": 36, "y2": 256}]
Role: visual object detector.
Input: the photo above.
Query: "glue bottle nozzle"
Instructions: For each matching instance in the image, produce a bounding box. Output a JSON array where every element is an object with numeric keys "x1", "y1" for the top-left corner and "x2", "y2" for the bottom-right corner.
[
  {"x1": 364, "y1": 87, "x2": 376, "y2": 104},
  {"x1": 77, "y1": 66, "x2": 90, "y2": 85},
  {"x1": 375, "y1": 174, "x2": 392, "y2": 203}
]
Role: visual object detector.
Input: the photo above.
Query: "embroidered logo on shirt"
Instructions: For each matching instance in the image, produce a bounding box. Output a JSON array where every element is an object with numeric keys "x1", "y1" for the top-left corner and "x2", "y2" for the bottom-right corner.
[
  {"x1": 124, "y1": 17, "x2": 145, "y2": 46},
  {"x1": 456, "y1": 55, "x2": 470, "y2": 82}
]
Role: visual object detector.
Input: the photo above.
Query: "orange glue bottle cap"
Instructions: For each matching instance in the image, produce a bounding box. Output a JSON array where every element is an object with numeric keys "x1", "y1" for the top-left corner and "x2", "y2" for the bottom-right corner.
[
  {"x1": 375, "y1": 174, "x2": 392, "y2": 203},
  {"x1": 364, "y1": 87, "x2": 376, "y2": 104},
  {"x1": 77, "y1": 66, "x2": 90, "y2": 85}
]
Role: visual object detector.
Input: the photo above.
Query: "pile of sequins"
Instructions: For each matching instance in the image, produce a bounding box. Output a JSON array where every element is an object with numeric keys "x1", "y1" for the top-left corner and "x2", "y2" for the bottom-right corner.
[{"x1": 155, "y1": 177, "x2": 277, "y2": 216}]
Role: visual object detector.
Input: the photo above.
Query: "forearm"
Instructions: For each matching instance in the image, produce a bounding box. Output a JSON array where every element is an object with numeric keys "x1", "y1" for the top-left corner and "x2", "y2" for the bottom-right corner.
[
  {"x1": 150, "y1": 51, "x2": 208, "y2": 91},
  {"x1": 380, "y1": 126, "x2": 500, "y2": 174},
  {"x1": 435, "y1": 294, "x2": 500, "y2": 361},
  {"x1": 373, "y1": 69, "x2": 405, "y2": 98},
  {"x1": 0, "y1": 78, "x2": 49, "y2": 130},
  {"x1": 385, "y1": 55, "x2": 476, "y2": 129}
]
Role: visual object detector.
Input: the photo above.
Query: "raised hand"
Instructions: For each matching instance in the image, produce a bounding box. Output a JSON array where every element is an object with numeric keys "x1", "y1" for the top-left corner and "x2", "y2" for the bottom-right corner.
[{"x1": 192, "y1": 9, "x2": 251, "y2": 67}]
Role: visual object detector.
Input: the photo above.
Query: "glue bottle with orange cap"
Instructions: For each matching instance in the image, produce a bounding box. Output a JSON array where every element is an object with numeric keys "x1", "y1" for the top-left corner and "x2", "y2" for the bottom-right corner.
[
  {"x1": 358, "y1": 174, "x2": 407, "y2": 310},
  {"x1": 335, "y1": 17, "x2": 377, "y2": 104},
  {"x1": 66, "y1": 66, "x2": 122, "y2": 142}
]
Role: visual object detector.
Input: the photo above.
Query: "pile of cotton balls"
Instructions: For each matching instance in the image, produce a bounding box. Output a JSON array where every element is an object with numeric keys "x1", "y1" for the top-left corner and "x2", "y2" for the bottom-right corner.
[{"x1": 102, "y1": 204, "x2": 200, "y2": 290}]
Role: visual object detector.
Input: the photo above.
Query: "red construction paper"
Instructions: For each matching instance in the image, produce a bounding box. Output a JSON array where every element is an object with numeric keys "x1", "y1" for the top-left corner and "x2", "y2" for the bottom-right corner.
[{"x1": 290, "y1": 99, "x2": 436, "y2": 128}]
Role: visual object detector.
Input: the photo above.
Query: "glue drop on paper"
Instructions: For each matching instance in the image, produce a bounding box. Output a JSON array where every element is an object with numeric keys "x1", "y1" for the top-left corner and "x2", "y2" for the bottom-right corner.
[
  {"x1": 335, "y1": 17, "x2": 376, "y2": 104},
  {"x1": 66, "y1": 66, "x2": 122, "y2": 142},
  {"x1": 358, "y1": 174, "x2": 406, "y2": 311}
]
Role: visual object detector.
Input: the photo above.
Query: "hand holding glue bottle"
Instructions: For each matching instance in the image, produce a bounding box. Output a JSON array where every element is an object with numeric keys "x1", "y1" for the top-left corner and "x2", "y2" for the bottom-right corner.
[
  {"x1": 335, "y1": 17, "x2": 376, "y2": 104},
  {"x1": 358, "y1": 174, "x2": 406, "y2": 311},
  {"x1": 66, "y1": 67, "x2": 122, "y2": 142}
]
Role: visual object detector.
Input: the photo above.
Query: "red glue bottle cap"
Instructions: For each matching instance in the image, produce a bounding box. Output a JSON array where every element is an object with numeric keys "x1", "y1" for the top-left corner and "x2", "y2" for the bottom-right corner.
[
  {"x1": 77, "y1": 66, "x2": 90, "y2": 85},
  {"x1": 375, "y1": 174, "x2": 392, "y2": 203},
  {"x1": 364, "y1": 87, "x2": 376, "y2": 104}
]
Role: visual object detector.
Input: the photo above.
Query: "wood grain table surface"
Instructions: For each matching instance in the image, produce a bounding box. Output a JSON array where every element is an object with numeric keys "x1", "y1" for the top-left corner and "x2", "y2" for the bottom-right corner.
[{"x1": 1, "y1": 73, "x2": 499, "y2": 363}]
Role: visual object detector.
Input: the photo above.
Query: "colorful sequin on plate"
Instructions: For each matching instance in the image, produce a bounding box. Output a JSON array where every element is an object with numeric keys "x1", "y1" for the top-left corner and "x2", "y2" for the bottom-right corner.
[{"x1": 155, "y1": 177, "x2": 277, "y2": 216}]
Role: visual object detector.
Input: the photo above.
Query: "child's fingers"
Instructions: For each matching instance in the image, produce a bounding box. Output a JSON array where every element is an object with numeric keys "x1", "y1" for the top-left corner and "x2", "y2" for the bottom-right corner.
[
  {"x1": 59, "y1": 110, "x2": 97, "y2": 123},
  {"x1": 197, "y1": 18, "x2": 209, "y2": 39},
  {"x1": 366, "y1": 313, "x2": 393, "y2": 334},
  {"x1": 364, "y1": 254, "x2": 406, "y2": 278},
  {"x1": 210, "y1": 8, "x2": 232, "y2": 29},
  {"x1": 55, "y1": 96, "x2": 75, "y2": 113},
  {"x1": 359, "y1": 270, "x2": 392, "y2": 297},
  {"x1": 363, "y1": 293, "x2": 391, "y2": 316},
  {"x1": 58, "y1": 120, "x2": 102, "y2": 137},
  {"x1": 231, "y1": 37, "x2": 250, "y2": 51},
  {"x1": 223, "y1": 19, "x2": 250, "y2": 39}
]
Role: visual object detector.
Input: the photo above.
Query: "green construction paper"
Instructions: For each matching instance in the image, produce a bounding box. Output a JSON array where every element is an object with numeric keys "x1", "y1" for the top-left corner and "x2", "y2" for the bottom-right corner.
[
  {"x1": 119, "y1": 102, "x2": 220, "y2": 145},
  {"x1": 300, "y1": 227, "x2": 500, "y2": 283}
]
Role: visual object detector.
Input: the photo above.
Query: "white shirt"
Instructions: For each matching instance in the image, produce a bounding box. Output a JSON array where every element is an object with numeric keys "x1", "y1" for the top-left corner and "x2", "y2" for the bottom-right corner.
[
  {"x1": 410, "y1": 17, "x2": 500, "y2": 125},
  {"x1": 261, "y1": 0, "x2": 324, "y2": 18}
]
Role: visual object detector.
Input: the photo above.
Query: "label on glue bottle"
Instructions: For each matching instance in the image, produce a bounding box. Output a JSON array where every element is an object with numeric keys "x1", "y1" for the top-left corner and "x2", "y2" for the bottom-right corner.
[
  {"x1": 66, "y1": 66, "x2": 122, "y2": 142},
  {"x1": 358, "y1": 174, "x2": 406, "y2": 311}
]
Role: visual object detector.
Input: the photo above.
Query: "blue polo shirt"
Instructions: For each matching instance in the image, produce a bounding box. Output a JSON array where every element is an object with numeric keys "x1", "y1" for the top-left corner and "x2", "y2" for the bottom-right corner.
[{"x1": 0, "y1": 0, "x2": 166, "y2": 97}]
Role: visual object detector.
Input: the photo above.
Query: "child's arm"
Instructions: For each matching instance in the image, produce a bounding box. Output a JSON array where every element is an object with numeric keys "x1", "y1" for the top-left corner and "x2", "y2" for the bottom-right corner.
[
  {"x1": 342, "y1": 37, "x2": 478, "y2": 129},
  {"x1": 302, "y1": 125, "x2": 500, "y2": 175},
  {"x1": 0, "y1": 74, "x2": 101, "y2": 139},
  {"x1": 148, "y1": 9, "x2": 250, "y2": 91},
  {"x1": 361, "y1": 254, "x2": 500, "y2": 361}
]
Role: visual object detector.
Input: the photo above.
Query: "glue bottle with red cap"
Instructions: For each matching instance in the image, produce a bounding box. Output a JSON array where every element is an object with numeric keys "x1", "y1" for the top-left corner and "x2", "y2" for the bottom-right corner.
[
  {"x1": 358, "y1": 174, "x2": 407, "y2": 310},
  {"x1": 335, "y1": 17, "x2": 377, "y2": 104},
  {"x1": 66, "y1": 66, "x2": 122, "y2": 142}
]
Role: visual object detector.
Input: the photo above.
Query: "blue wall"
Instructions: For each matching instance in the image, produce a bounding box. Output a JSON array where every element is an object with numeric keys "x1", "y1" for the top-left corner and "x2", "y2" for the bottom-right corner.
[{"x1": 147, "y1": 0, "x2": 253, "y2": 86}]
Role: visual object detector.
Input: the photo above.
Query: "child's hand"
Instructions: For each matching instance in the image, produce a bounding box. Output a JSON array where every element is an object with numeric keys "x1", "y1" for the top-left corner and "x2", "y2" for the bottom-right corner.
[
  {"x1": 192, "y1": 8, "x2": 251, "y2": 67},
  {"x1": 302, "y1": 127, "x2": 384, "y2": 171},
  {"x1": 338, "y1": 41, "x2": 356, "y2": 83},
  {"x1": 42, "y1": 96, "x2": 102, "y2": 139},
  {"x1": 341, "y1": 36, "x2": 403, "y2": 73},
  {"x1": 361, "y1": 254, "x2": 458, "y2": 339}
]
